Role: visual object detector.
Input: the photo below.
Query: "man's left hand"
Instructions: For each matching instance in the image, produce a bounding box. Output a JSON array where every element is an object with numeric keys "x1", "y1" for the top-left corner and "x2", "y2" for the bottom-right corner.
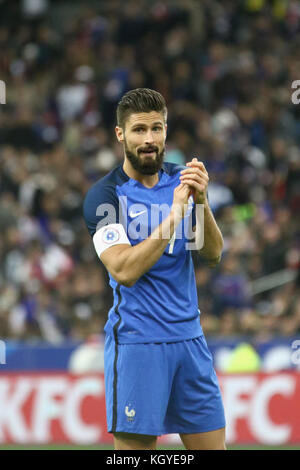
[{"x1": 179, "y1": 158, "x2": 209, "y2": 205}]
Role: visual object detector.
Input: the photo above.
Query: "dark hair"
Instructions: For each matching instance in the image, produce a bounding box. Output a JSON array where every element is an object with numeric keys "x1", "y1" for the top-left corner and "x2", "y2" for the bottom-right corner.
[{"x1": 117, "y1": 88, "x2": 167, "y2": 128}]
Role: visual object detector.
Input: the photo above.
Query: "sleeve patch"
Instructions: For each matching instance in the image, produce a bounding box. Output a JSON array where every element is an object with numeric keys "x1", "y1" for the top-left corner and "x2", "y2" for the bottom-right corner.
[{"x1": 93, "y1": 223, "x2": 131, "y2": 258}]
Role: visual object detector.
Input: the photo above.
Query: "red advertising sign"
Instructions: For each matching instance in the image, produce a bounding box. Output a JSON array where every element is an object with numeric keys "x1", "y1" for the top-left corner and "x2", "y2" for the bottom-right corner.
[
  {"x1": 0, "y1": 372, "x2": 299, "y2": 445},
  {"x1": 219, "y1": 372, "x2": 300, "y2": 445},
  {"x1": 0, "y1": 373, "x2": 109, "y2": 444}
]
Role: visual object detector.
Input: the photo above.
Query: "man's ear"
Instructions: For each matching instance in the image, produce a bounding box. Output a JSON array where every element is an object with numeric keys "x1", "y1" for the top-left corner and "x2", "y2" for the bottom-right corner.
[{"x1": 115, "y1": 126, "x2": 124, "y2": 142}]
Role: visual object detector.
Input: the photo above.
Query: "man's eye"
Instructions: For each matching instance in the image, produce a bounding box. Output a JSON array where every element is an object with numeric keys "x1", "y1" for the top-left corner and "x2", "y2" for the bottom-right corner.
[{"x1": 153, "y1": 127, "x2": 162, "y2": 131}]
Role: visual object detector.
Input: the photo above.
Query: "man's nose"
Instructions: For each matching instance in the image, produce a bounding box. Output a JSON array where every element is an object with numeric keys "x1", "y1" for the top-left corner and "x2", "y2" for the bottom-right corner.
[{"x1": 144, "y1": 130, "x2": 154, "y2": 144}]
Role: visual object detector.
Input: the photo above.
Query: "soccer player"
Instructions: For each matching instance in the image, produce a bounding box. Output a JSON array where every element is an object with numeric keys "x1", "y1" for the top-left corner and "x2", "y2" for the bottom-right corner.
[{"x1": 83, "y1": 88, "x2": 226, "y2": 450}]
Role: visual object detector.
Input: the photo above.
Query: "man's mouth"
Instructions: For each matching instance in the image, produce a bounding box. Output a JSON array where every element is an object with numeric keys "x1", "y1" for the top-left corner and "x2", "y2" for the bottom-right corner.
[{"x1": 139, "y1": 148, "x2": 158, "y2": 156}]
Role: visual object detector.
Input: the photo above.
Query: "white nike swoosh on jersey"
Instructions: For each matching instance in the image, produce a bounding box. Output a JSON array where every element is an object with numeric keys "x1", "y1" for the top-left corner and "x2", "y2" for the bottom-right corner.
[{"x1": 129, "y1": 210, "x2": 147, "y2": 218}]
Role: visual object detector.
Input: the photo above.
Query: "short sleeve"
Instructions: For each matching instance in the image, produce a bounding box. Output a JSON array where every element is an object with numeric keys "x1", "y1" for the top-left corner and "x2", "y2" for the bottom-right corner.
[
  {"x1": 83, "y1": 182, "x2": 120, "y2": 238},
  {"x1": 83, "y1": 180, "x2": 131, "y2": 258}
]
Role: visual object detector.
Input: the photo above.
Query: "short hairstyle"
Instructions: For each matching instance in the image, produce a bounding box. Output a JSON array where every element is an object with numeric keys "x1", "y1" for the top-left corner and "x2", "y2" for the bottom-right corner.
[{"x1": 116, "y1": 88, "x2": 167, "y2": 128}]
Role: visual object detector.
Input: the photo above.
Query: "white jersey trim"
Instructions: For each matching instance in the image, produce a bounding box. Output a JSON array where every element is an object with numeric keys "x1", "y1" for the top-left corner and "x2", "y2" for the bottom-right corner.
[{"x1": 93, "y1": 223, "x2": 131, "y2": 258}]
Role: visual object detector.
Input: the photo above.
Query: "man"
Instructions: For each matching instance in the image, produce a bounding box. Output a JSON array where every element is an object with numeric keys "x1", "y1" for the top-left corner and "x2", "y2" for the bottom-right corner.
[{"x1": 83, "y1": 88, "x2": 226, "y2": 450}]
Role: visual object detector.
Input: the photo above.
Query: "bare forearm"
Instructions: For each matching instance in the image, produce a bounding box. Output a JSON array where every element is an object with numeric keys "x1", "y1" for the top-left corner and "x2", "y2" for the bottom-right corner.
[
  {"x1": 195, "y1": 201, "x2": 223, "y2": 266},
  {"x1": 114, "y1": 208, "x2": 182, "y2": 286}
]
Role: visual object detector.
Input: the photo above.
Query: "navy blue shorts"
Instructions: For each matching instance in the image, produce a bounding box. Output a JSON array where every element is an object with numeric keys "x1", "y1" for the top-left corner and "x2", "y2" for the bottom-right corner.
[{"x1": 104, "y1": 335, "x2": 225, "y2": 436}]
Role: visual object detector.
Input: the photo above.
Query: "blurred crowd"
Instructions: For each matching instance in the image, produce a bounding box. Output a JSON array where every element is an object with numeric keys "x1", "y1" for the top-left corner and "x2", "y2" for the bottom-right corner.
[{"x1": 0, "y1": 0, "x2": 299, "y2": 343}]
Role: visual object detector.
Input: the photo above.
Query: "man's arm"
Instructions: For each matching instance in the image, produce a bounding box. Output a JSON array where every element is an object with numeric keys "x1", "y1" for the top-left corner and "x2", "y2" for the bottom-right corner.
[
  {"x1": 180, "y1": 158, "x2": 223, "y2": 267},
  {"x1": 193, "y1": 200, "x2": 223, "y2": 267},
  {"x1": 100, "y1": 183, "x2": 190, "y2": 287}
]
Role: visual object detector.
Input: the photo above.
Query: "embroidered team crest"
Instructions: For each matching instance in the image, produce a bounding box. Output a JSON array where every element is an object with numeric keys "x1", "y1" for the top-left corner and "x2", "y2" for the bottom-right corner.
[
  {"x1": 125, "y1": 404, "x2": 136, "y2": 421},
  {"x1": 102, "y1": 227, "x2": 120, "y2": 244}
]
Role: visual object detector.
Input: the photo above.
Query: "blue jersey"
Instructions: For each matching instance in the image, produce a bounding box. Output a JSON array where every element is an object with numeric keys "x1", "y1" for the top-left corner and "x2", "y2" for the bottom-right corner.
[{"x1": 83, "y1": 162, "x2": 203, "y2": 344}]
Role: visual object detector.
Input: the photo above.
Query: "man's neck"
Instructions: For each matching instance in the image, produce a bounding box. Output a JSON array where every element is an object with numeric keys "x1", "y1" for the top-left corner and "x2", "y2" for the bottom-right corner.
[{"x1": 123, "y1": 160, "x2": 160, "y2": 188}]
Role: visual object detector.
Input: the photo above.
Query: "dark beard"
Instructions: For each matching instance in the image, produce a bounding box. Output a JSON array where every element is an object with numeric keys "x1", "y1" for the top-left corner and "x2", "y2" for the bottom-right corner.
[{"x1": 125, "y1": 141, "x2": 165, "y2": 175}]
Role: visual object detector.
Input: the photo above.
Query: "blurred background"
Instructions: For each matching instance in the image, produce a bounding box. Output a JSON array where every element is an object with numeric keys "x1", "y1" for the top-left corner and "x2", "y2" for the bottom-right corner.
[{"x1": 0, "y1": 0, "x2": 300, "y2": 448}]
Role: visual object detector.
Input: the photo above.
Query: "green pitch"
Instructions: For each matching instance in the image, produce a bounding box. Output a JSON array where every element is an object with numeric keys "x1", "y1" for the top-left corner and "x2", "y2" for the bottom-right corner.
[{"x1": 0, "y1": 444, "x2": 300, "y2": 450}]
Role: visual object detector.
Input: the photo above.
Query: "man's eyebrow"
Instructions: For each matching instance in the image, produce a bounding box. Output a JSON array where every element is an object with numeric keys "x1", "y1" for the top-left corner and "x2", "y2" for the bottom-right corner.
[{"x1": 131, "y1": 121, "x2": 164, "y2": 128}]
